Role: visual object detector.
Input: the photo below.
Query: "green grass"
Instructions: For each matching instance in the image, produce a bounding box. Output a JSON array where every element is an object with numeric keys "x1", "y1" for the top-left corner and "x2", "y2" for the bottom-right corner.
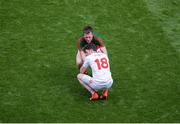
[{"x1": 0, "y1": 0, "x2": 180, "y2": 122}]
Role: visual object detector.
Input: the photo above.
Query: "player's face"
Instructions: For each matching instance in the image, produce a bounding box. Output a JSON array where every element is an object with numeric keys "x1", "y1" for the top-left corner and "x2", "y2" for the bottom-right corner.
[{"x1": 84, "y1": 32, "x2": 93, "y2": 43}]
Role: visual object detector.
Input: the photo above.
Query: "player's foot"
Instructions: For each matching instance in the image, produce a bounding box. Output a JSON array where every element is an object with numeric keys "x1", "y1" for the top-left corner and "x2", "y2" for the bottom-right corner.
[
  {"x1": 100, "y1": 90, "x2": 108, "y2": 100},
  {"x1": 90, "y1": 92, "x2": 99, "y2": 101}
]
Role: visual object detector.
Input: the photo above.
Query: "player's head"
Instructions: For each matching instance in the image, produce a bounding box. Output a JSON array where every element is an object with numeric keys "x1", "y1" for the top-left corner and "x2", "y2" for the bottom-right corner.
[
  {"x1": 83, "y1": 26, "x2": 93, "y2": 43},
  {"x1": 83, "y1": 43, "x2": 97, "y2": 56}
]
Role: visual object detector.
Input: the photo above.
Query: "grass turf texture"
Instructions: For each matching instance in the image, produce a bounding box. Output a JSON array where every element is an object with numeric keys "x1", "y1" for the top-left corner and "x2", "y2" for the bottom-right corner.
[{"x1": 0, "y1": 0, "x2": 180, "y2": 122}]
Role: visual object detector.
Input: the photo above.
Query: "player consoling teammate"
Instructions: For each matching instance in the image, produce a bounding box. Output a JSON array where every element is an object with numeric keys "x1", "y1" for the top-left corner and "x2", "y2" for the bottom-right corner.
[
  {"x1": 76, "y1": 26, "x2": 108, "y2": 71},
  {"x1": 76, "y1": 27, "x2": 113, "y2": 100}
]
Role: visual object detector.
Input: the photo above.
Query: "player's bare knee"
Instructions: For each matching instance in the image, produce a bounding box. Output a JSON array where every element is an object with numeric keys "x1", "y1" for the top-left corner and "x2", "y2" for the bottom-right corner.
[
  {"x1": 77, "y1": 74, "x2": 81, "y2": 79},
  {"x1": 77, "y1": 73, "x2": 83, "y2": 80}
]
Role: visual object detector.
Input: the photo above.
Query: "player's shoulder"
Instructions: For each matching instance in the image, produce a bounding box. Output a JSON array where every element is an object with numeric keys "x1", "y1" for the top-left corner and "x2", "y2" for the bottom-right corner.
[
  {"x1": 95, "y1": 52, "x2": 106, "y2": 56},
  {"x1": 85, "y1": 53, "x2": 95, "y2": 60},
  {"x1": 93, "y1": 34, "x2": 105, "y2": 47},
  {"x1": 98, "y1": 52, "x2": 108, "y2": 59},
  {"x1": 77, "y1": 37, "x2": 86, "y2": 49},
  {"x1": 93, "y1": 35, "x2": 102, "y2": 41},
  {"x1": 90, "y1": 53, "x2": 104, "y2": 58},
  {"x1": 76, "y1": 37, "x2": 82, "y2": 49},
  {"x1": 77, "y1": 36, "x2": 84, "y2": 42}
]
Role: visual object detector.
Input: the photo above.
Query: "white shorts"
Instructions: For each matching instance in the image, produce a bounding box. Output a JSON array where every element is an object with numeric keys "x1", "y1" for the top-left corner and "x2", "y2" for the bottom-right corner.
[{"x1": 81, "y1": 75, "x2": 113, "y2": 91}]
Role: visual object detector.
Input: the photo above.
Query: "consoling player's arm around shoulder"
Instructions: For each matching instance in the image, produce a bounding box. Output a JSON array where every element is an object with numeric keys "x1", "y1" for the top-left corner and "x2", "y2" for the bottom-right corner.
[
  {"x1": 94, "y1": 35, "x2": 108, "y2": 55},
  {"x1": 77, "y1": 38, "x2": 86, "y2": 62},
  {"x1": 76, "y1": 38, "x2": 81, "y2": 50},
  {"x1": 101, "y1": 46, "x2": 108, "y2": 55}
]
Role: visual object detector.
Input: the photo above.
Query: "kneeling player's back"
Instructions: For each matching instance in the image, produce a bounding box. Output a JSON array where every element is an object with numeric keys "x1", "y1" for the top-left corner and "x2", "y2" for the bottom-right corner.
[{"x1": 86, "y1": 53, "x2": 112, "y2": 81}]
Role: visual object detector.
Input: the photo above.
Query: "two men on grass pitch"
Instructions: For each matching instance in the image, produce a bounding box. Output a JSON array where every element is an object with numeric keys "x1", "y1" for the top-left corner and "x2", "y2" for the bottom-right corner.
[
  {"x1": 77, "y1": 44, "x2": 113, "y2": 100},
  {"x1": 76, "y1": 26, "x2": 108, "y2": 71}
]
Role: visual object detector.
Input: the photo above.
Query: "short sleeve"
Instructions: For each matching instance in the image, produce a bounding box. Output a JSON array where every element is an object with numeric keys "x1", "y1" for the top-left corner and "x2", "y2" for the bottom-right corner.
[{"x1": 82, "y1": 57, "x2": 89, "y2": 68}]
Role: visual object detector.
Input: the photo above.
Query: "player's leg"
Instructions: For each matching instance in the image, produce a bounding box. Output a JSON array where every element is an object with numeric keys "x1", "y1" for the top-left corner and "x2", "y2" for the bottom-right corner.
[
  {"x1": 100, "y1": 79, "x2": 113, "y2": 100},
  {"x1": 100, "y1": 89, "x2": 108, "y2": 100},
  {"x1": 77, "y1": 73, "x2": 99, "y2": 100},
  {"x1": 77, "y1": 73, "x2": 94, "y2": 94}
]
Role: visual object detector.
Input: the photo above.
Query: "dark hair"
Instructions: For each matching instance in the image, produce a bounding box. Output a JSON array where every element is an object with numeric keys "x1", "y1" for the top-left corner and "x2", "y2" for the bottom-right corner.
[
  {"x1": 83, "y1": 26, "x2": 93, "y2": 34},
  {"x1": 82, "y1": 43, "x2": 97, "y2": 53}
]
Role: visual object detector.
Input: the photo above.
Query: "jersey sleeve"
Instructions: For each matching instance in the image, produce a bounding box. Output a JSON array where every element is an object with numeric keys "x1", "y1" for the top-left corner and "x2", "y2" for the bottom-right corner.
[
  {"x1": 82, "y1": 57, "x2": 89, "y2": 68},
  {"x1": 93, "y1": 35, "x2": 105, "y2": 47}
]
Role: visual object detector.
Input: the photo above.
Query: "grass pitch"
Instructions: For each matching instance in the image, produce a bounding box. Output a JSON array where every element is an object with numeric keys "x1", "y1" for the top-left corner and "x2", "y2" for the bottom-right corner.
[{"x1": 0, "y1": 0, "x2": 180, "y2": 122}]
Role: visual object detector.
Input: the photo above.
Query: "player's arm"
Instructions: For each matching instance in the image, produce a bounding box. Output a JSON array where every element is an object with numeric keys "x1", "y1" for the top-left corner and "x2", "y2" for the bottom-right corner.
[
  {"x1": 80, "y1": 66, "x2": 87, "y2": 74},
  {"x1": 100, "y1": 46, "x2": 107, "y2": 55},
  {"x1": 80, "y1": 50, "x2": 86, "y2": 62},
  {"x1": 77, "y1": 38, "x2": 86, "y2": 62},
  {"x1": 94, "y1": 36, "x2": 108, "y2": 55},
  {"x1": 80, "y1": 57, "x2": 89, "y2": 74}
]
